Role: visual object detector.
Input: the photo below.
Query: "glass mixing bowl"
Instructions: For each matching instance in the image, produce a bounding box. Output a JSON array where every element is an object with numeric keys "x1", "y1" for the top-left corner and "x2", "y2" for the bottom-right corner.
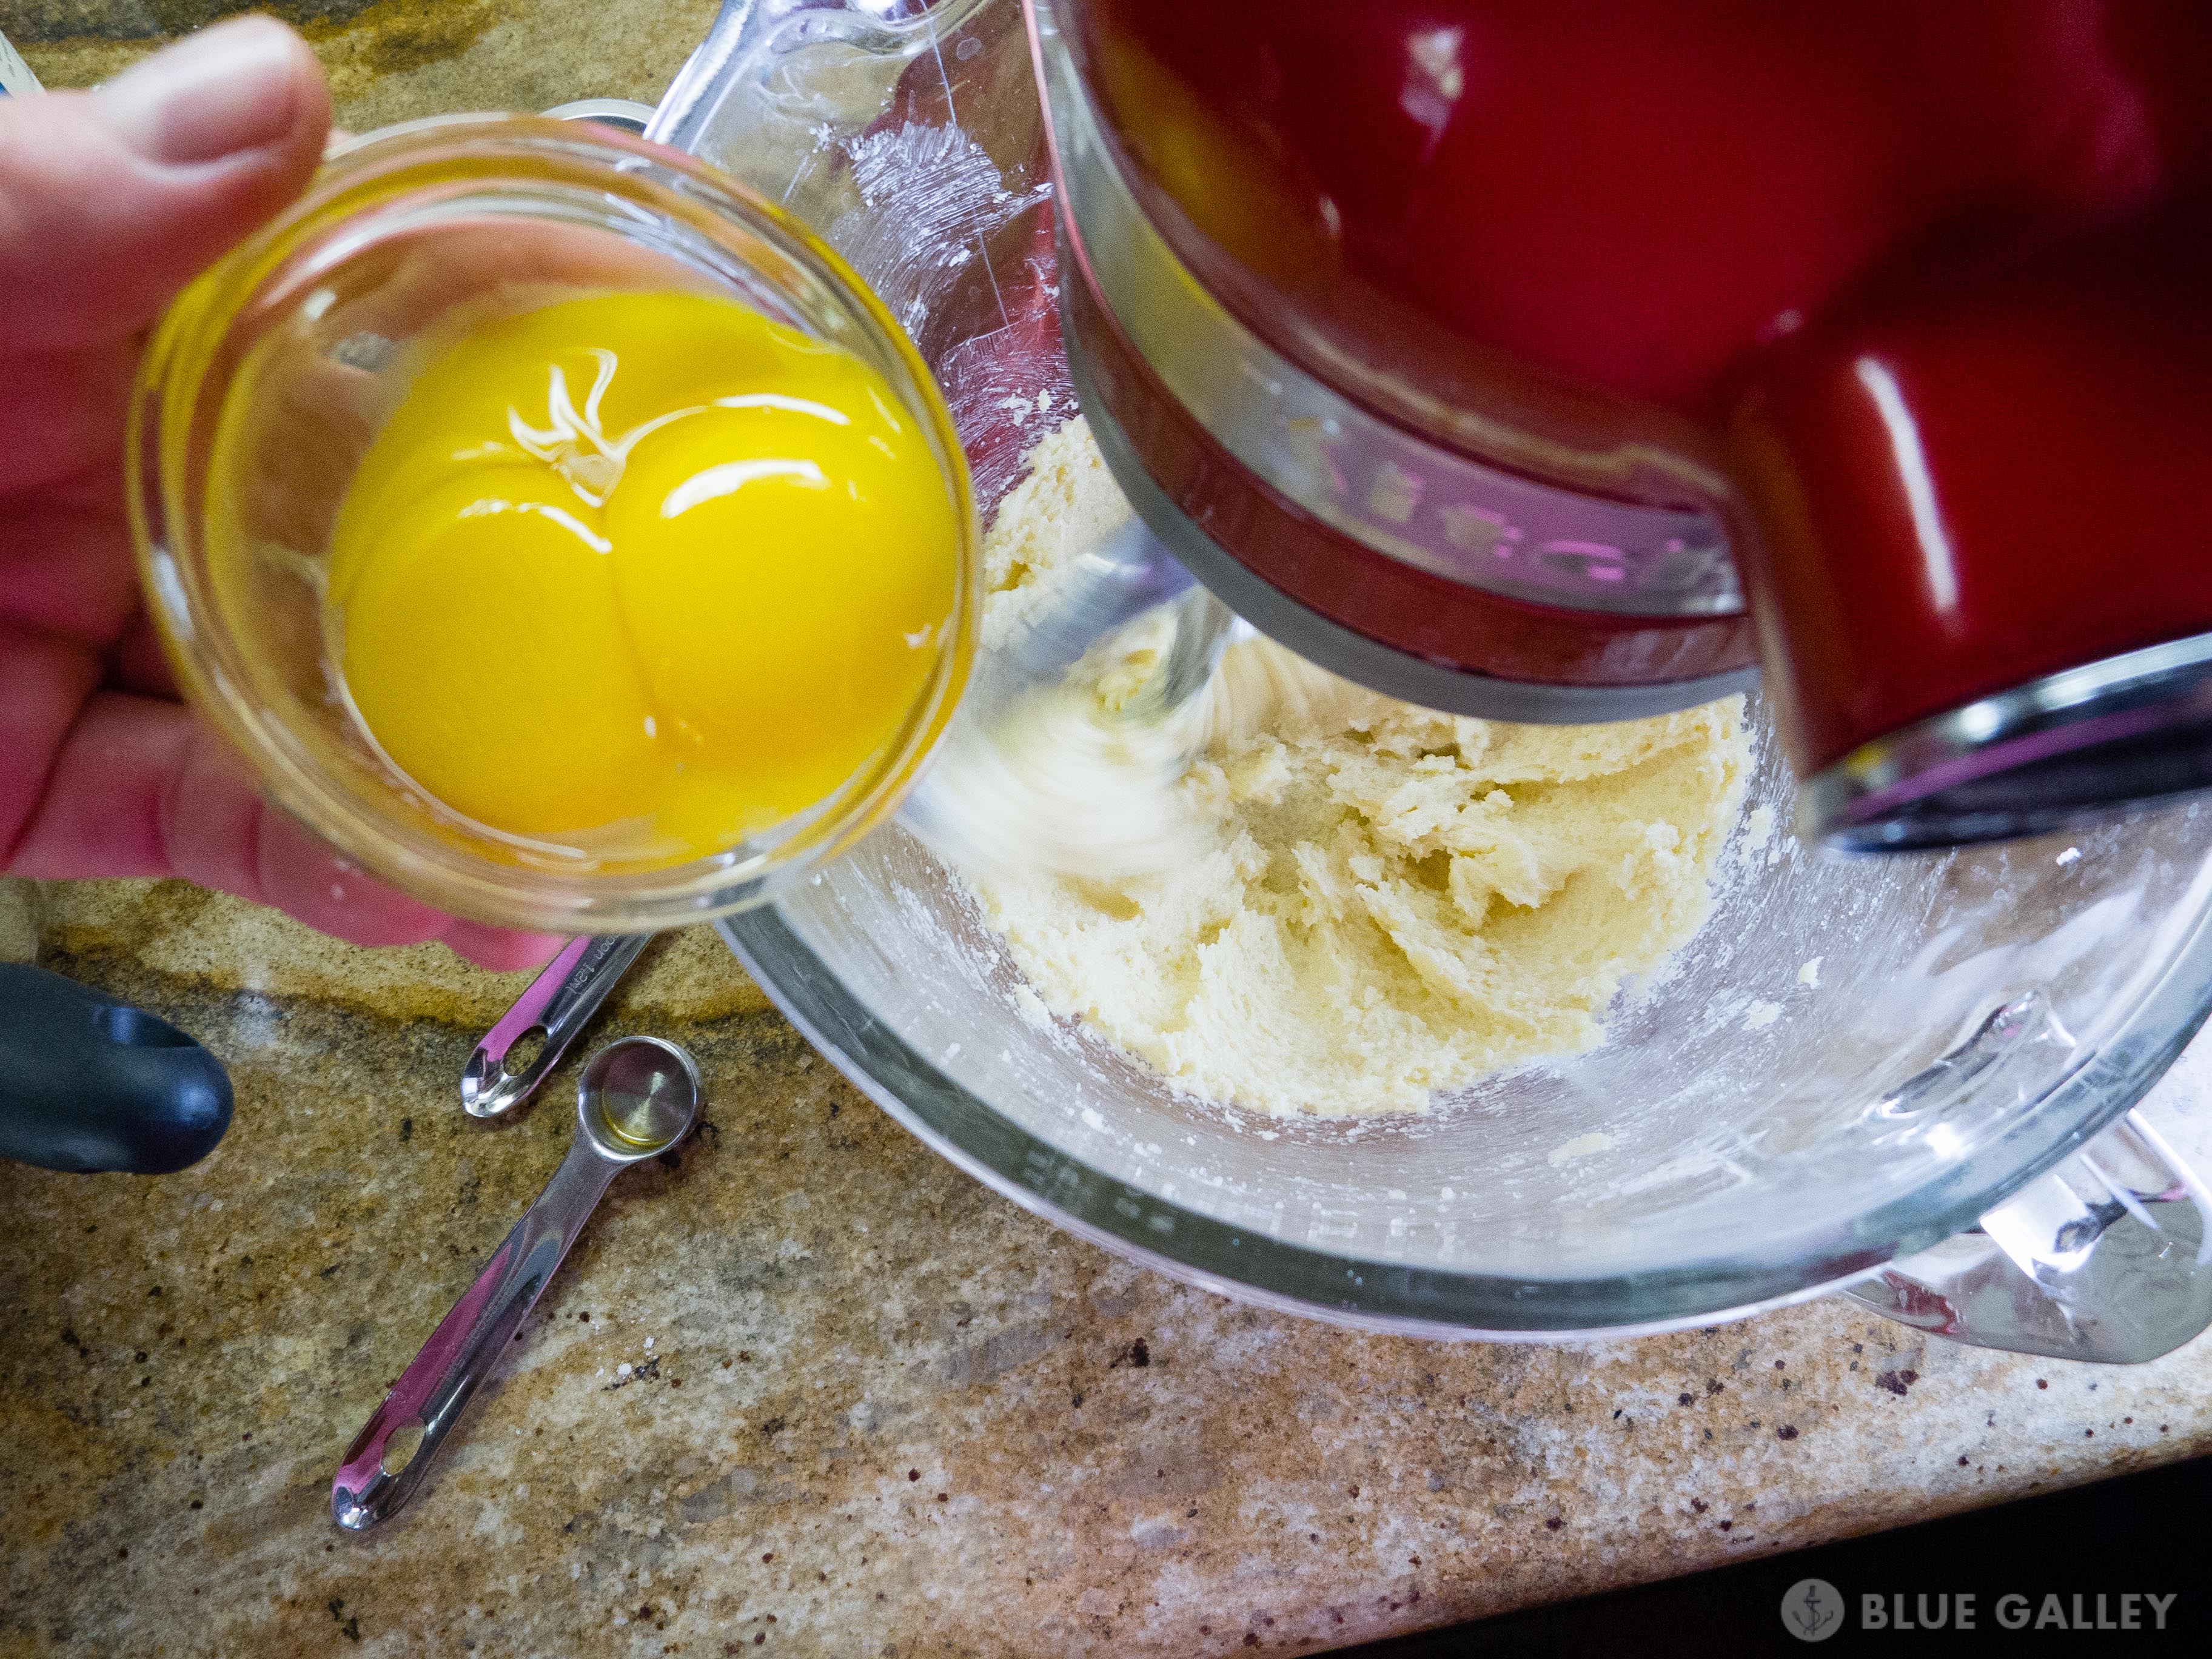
[
  {"x1": 680, "y1": 0, "x2": 2212, "y2": 1350},
  {"x1": 130, "y1": 114, "x2": 977, "y2": 933},
  {"x1": 723, "y1": 712, "x2": 2212, "y2": 1338}
]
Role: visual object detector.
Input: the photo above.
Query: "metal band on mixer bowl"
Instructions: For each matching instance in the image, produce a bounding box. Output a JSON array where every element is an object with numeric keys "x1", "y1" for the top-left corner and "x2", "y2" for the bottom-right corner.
[{"x1": 1068, "y1": 326, "x2": 1763, "y2": 723}]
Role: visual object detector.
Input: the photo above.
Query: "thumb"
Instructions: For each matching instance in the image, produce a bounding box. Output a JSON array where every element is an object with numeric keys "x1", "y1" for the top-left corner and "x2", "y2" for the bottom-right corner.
[{"x1": 0, "y1": 16, "x2": 330, "y2": 354}]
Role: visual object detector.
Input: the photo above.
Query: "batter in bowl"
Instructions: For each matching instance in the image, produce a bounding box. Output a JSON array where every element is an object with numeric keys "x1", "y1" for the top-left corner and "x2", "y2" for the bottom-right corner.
[{"x1": 962, "y1": 419, "x2": 1751, "y2": 1117}]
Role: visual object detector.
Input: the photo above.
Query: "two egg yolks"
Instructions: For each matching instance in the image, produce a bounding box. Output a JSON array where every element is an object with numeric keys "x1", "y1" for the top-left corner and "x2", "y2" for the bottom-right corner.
[{"x1": 326, "y1": 291, "x2": 960, "y2": 863}]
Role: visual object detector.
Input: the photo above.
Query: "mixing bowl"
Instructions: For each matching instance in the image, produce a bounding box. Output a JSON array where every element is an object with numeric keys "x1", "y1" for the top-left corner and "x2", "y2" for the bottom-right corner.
[
  {"x1": 683, "y1": 0, "x2": 2212, "y2": 1359},
  {"x1": 722, "y1": 713, "x2": 2212, "y2": 1347}
]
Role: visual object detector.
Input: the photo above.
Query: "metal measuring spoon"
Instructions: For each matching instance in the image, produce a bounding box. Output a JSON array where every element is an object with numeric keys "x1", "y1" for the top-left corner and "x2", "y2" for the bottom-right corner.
[
  {"x1": 333, "y1": 1036, "x2": 702, "y2": 1532},
  {"x1": 461, "y1": 934, "x2": 651, "y2": 1118}
]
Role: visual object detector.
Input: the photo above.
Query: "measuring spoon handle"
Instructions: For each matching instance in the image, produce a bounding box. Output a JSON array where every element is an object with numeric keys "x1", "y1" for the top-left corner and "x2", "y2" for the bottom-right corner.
[
  {"x1": 330, "y1": 1138, "x2": 619, "y2": 1531},
  {"x1": 462, "y1": 934, "x2": 650, "y2": 1118}
]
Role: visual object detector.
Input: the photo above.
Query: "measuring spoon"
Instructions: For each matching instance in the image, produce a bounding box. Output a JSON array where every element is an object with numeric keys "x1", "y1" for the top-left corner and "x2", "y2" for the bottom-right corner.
[
  {"x1": 461, "y1": 934, "x2": 651, "y2": 1118},
  {"x1": 333, "y1": 1035, "x2": 702, "y2": 1532}
]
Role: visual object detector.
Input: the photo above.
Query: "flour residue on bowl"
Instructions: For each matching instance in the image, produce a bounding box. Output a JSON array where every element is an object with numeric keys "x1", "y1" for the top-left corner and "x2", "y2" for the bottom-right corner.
[
  {"x1": 1546, "y1": 1131, "x2": 1617, "y2": 1165},
  {"x1": 957, "y1": 420, "x2": 1753, "y2": 1118}
]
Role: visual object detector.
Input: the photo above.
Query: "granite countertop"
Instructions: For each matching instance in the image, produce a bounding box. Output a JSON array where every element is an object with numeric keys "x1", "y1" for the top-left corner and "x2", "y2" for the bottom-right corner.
[{"x1": 5, "y1": 6, "x2": 2212, "y2": 1656}]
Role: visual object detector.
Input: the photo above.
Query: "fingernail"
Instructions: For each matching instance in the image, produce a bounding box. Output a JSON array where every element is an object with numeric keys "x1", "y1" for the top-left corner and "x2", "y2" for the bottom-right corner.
[{"x1": 96, "y1": 17, "x2": 303, "y2": 166}]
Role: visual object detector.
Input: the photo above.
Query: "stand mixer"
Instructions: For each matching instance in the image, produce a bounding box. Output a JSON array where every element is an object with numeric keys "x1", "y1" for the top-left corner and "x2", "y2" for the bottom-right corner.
[
  {"x1": 640, "y1": 0, "x2": 2212, "y2": 1360},
  {"x1": 649, "y1": 0, "x2": 2212, "y2": 863},
  {"x1": 1030, "y1": 0, "x2": 2212, "y2": 853}
]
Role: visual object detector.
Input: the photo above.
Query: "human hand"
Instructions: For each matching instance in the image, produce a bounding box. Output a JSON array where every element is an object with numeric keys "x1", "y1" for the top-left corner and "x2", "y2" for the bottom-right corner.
[{"x1": 0, "y1": 18, "x2": 557, "y2": 970}]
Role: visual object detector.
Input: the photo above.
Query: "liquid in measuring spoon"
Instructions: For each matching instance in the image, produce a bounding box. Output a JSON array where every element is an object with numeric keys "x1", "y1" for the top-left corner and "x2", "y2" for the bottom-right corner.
[{"x1": 325, "y1": 291, "x2": 960, "y2": 864}]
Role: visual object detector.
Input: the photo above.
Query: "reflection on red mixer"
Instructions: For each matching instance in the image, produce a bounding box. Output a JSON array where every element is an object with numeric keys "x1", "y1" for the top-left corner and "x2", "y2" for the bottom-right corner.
[{"x1": 1037, "y1": 0, "x2": 2212, "y2": 848}]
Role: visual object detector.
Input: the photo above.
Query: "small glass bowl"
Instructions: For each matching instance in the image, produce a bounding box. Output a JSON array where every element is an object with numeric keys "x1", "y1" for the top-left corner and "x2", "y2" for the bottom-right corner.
[{"x1": 129, "y1": 113, "x2": 978, "y2": 934}]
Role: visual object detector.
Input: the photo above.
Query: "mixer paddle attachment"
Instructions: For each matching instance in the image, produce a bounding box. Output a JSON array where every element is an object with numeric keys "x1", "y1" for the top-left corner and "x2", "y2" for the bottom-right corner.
[{"x1": 902, "y1": 520, "x2": 1244, "y2": 878}]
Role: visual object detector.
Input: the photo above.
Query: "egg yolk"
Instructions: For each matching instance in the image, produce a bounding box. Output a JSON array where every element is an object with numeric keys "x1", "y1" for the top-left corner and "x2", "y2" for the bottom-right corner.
[{"x1": 325, "y1": 291, "x2": 962, "y2": 863}]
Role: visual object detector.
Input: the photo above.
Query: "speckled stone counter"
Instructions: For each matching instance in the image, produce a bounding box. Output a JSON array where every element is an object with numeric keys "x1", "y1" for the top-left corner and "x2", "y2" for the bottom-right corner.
[
  {"x1": 5, "y1": 878, "x2": 2211, "y2": 1659},
  {"x1": 6, "y1": 7, "x2": 2212, "y2": 1655}
]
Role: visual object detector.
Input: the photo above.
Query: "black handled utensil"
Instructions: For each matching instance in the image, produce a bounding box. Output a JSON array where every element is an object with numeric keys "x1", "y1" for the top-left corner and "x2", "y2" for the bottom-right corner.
[{"x1": 0, "y1": 962, "x2": 232, "y2": 1173}]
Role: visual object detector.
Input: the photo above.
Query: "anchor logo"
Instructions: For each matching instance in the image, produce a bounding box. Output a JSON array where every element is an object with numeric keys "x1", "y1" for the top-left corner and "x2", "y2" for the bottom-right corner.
[{"x1": 1781, "y1": 1577, "x2": 1846, "y2": 1642}]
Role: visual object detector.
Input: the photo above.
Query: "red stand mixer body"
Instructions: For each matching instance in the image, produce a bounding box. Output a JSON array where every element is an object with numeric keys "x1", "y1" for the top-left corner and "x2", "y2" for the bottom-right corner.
[{"x1": 1031, "y1": 0, "x2": 2212, "y2": 848}]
